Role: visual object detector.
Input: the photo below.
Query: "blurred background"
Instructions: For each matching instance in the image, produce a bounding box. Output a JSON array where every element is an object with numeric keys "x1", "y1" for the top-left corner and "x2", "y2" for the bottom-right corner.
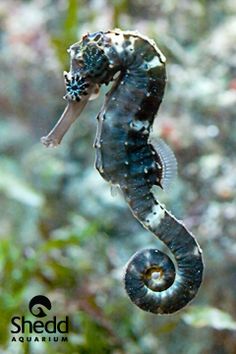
[{"x1": 0, "y1": 0, "x2": 236, "y2": 353}]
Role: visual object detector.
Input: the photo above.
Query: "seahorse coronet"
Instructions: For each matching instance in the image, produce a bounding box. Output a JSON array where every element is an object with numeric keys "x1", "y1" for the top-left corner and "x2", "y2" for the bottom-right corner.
[{"x1": 41, "y1": 29, "x2": 204, "y2": 314}]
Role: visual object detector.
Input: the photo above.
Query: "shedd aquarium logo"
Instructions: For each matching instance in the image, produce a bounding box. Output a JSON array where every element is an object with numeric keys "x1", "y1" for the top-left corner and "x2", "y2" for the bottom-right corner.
[{"x1": 11, "y1": 295, "x2": 69, "y2": 343}]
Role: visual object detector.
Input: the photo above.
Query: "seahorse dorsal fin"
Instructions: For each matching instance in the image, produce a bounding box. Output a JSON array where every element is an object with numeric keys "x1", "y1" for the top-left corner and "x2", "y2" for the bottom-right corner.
[{"x1": 149, "y1": 136, "x2": 177, "y2": 190}]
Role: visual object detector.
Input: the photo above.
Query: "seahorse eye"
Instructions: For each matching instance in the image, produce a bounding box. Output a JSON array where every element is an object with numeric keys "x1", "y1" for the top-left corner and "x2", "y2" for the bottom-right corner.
[{"x1": 81, "y1": 43, "x2": 109, "y2": 78}]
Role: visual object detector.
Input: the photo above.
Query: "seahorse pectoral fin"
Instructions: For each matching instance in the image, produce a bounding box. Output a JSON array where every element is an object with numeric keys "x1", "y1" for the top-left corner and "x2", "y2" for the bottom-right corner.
[{"x1": 149, "y1": 136, "x2": 177, "y2": 191}]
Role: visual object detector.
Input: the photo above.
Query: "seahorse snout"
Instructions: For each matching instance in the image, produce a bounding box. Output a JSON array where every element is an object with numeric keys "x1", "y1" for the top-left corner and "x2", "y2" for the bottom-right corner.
[{"x1": 41, "y1": 81, "x2": 97, "y2": 148}]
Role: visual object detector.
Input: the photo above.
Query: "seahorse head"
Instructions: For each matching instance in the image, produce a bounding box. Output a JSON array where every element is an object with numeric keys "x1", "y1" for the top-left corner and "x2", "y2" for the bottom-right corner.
[
  {"x1": 40, "y1": 31, "x2": 115, "y2": 147},
  {"x1": 63, "y1": 32, "x2": 113, "y2": 102}
]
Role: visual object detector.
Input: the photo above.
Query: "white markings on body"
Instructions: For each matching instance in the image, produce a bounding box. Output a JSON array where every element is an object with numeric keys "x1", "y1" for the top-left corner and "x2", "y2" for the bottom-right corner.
[
  {"x1": 145, "y1": 204, "x2": 165, "y2": 229},
  {"x1": 130, "y1": 120, "x2": 150, "y2": 132},
  {"x1": 193, "y1": 246, "x2": 200, "y2": 256},
  {"x1": 145, "y1": 55, "x2": 163, "y2": 69}
]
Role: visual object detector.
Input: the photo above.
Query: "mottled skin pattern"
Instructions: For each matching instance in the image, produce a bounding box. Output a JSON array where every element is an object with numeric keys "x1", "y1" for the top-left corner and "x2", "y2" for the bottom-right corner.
[{"x1": 42, "y1": 29, "x2": 204, "y2": 314}]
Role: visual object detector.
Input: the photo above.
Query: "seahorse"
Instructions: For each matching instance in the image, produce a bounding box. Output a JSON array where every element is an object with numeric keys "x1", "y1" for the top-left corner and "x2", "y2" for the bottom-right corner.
[{"x1": 41, "y1": 29, "x2": 203, "y2": 314}]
